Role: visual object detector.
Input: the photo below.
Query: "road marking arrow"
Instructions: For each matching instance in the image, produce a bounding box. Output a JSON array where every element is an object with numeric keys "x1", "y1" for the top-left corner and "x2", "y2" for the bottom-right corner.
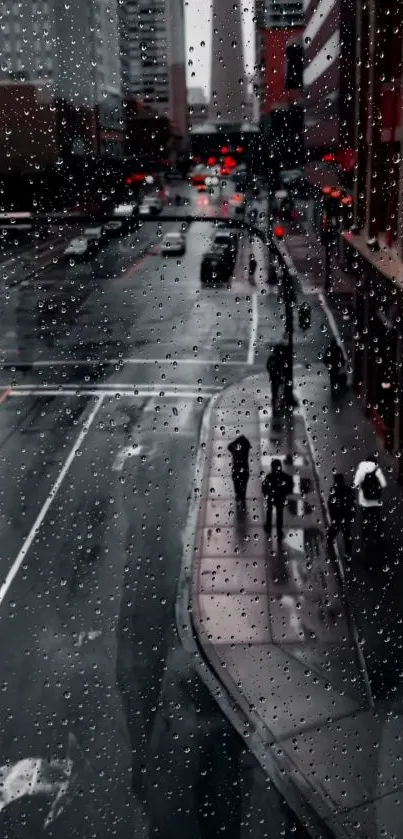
[
  {"x1": 112, "y1": 444, "x2": 142, "y2": 471},
  {"x1": 0, "y1": 743, "x2": 74, "y2": 827}
]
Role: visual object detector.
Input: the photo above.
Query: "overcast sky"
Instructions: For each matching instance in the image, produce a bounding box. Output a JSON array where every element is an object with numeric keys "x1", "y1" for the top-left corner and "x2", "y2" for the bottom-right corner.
[{"x1": 184, "y1": 1, "x2": 255, "y2": 97}]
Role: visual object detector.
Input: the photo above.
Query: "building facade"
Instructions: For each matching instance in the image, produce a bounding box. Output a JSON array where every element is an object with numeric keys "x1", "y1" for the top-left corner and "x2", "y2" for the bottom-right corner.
[
  {"x1": 265, "y1": 0, "x2": 303, "y2": 28},
  {"x1": 0, "y1": 0, "x2": 124, "y2": 160},
  {"x1": 340, "y1": 0, "x2": 403, "y2": 472},
  {"x1": 121, "y1": 0, "x2": 169, "y2": 113},
  {"x1": 209, "y1": 0, "x2": 246, "y2": 124},
  {"x1": 301, "y1": 0, "x2": 356, "y2": 237},
  {"x1": 303, "y1": 0, "x2": 355, "y2": 163},
  {"x1": 120, "y1": 0, "x2": 188, "y2": 149},
  {"x1": 255, "y1": 0, "x2": 303, "y2": 114},
  {"x1": 188, "y1": 87, "x2": 208, "y2": 130}
]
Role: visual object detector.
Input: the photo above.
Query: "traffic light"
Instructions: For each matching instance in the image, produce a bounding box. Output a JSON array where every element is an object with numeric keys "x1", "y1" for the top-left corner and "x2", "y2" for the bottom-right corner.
[{"x1": 274, "y1": 224, "x2": 285, "y2": 240}]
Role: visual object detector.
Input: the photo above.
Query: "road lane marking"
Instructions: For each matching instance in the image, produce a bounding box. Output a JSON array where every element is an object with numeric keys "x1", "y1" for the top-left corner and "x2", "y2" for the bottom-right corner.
[
  {"x1": 75, "y1": 629, "x2": 102, "y2": 646},
  {"x1": 0, "y1": 386, "x2": 11, "y2": 405},
  {"x1": 318, "y1": 292, "x2": 348, "y2": 363},
  {"x1": 0, "y1": 396, "x2": 104, "y2": 608},
  {"x1": 8, "y1": 388, "x2": 218, "y2": 398},
  {"x1": 247, "y1": 292, "x2": 258, "y2": 365},
  {"x1": 112, "y1": 444, "x2": 142, "y2": 471},
  {"x1": 6, "y1": 358, "x2": 250, "y2": 367},
  {"x1": 121, "y1": 252, "x2": 150, "y2": 279},
  {"x1": 9, "y1": 382, "x2": 221, "y2": 391},
  {"x1": 0, "y1": 754, "x2": 73, "y2": 826}
]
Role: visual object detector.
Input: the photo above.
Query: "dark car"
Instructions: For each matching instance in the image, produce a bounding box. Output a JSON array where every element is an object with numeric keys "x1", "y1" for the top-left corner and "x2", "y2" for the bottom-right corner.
[
  {"x1": 201, "y1": 247, "x2": 232, "y2": 285},
  {"x1": 211, "y1": 229, "x2": 238, "y2": 269}
]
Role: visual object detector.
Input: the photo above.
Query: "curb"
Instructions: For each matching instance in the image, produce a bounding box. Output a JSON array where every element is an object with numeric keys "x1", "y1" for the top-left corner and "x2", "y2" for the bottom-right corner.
[
  {"x1": 278, "y1": 233, "x2": 373, "y2": 707},
  {"x1": 176, "y1": 381, "x2": 349, "y2": 839}
]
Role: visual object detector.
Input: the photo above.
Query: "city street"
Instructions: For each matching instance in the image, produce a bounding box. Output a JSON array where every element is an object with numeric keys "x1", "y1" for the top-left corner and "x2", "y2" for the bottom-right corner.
[{"x1": 0, "y1": 186, "x2": 312, "y2": 838}]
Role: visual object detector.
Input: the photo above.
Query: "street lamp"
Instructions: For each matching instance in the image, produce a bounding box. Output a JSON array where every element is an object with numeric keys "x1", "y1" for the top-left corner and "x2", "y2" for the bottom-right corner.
[{"x1": 273, "y1": 224, "x2": 296, "y2": 409}]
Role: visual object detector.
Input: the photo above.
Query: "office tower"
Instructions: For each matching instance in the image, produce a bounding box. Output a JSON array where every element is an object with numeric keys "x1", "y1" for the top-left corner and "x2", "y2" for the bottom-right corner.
[{"x1": 209, "y1": 0, "x2": 246, "y2": 124}]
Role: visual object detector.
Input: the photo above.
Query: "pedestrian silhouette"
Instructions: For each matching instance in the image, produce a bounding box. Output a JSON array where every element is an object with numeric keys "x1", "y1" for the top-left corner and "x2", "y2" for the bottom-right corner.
[
  {"x1": 248, "y1": 253, "x2": 257, "y2": 279},
  {"x1": 354, "y1": 453, "x2": 386, "y2": 546},
  {"x1": 324, "y1": 339, "x2": 345, "y2": 390},
  {"x1": 266, "y1": 344, "x2": 287, "y2": 414},
  {"x1": 262, "y1": 459, "x2": 293, "y2": 540},
  {"x1": 327, "y1": 473, "x2": 355, "y2": 557},
  {"x1": 228, "y1": 435, "x2": 251, "y2": 510}
]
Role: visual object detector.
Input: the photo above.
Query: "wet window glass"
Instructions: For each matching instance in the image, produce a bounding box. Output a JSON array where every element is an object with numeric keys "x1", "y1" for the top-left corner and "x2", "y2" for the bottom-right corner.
[{"x1": 0, "y1": 1, "x2": 401, "y2": 838}]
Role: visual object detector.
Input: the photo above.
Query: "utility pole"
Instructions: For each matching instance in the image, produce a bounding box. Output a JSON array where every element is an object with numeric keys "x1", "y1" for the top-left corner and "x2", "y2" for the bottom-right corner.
[
  {"x1": 324, "y1": 231, "x2": 332, "y2": 294},
  {"x1": 273, "y1": 224, "x2": 296, "y2": 409}
]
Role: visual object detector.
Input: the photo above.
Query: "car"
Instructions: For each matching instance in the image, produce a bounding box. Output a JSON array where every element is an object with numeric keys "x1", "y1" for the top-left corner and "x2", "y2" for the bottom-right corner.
[
  {"x1": 113, "y1": 203, "x2": 138, "y2": 220},
  {"x1": 161, "y1": 231, "x2": 186, "y2": 256},
  {"x1": 139, "y1": 203, "x2": 152, "y2": 217},
  {"x1": 112, "y1": 203, "x2": 138, "y2": 231},
  {"x1": 211, "y1": 229, "x2": 238, "y2": 267},
  {"x1": 229, "y1": 192, "x2": 246, "y2": 215},
  {"x1": 139, "y1": 197, "x2": 162, "y2": 216},
  {"x1": 83, "y1": 225, "x2": 108, "y2": 249},
  {"x1": 201, "y1": 247, "x2": 232, "y2": 285},
  {"x1": 63, "y1": 236, "x2": 93, "y2": 260},
  {"x1": 104, "y1": 220, "x2": 123, "y2": 237}
]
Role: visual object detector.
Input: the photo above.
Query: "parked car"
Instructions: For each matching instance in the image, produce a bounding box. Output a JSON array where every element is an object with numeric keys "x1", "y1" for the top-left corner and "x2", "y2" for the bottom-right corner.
[
  {"x1": 161, "y1": 231, "x2": 186, "y2": 256},
  {"x1": 64, "y1": 236, "x2": 93, "y2": 260}
]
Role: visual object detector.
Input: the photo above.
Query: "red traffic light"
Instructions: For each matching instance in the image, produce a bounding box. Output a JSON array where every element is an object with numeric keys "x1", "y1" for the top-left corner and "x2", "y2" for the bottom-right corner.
[
  {"x1": 220, "y1": 145, "x2": 230, "y2": 154},
  {"x1": 274, "y1": 224, "x2": 285, "y2": 239}
]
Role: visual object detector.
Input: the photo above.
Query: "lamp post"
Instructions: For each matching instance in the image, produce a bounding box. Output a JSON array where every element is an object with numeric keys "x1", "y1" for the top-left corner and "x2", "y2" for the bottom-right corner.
[{"x1": 273, "y1": 223, "x2": 296, "y2": 409}]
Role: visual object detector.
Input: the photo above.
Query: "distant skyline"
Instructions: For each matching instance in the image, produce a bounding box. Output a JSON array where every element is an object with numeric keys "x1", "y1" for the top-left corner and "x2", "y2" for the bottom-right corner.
[{"x1": 184, "y1": 1, "x2": 255, "y2": 96}]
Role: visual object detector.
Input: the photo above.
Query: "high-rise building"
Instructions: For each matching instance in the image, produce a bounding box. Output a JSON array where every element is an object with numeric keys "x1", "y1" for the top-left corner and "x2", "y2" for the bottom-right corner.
[
  {"x1": 0, "y1": 0, "x2": 124, "y2": 158},
  {"x1": 209, "y1": 0, "x2": 246, "y2": 125},
  {"x1": 255, "y1": 0, "x2": 303, "y2": 122},
  {"x1": 120, "y1": 0, "x2": 188, "y2": 147},
  {"x1": 121, "y1": 0, "x2": 169, "y2": 113},
  {"x1": 265, "y1": 0, "x2": 303, "y2": 28},
  {"x1": 166, "y1": 0, "x2": 188, "y2": 145},
  {"x1": 303, "y1": 0, "x2": 355, "y2": 162},
  {"x1": 188, "y1": 87, "x2": 208, "y2": 129}
]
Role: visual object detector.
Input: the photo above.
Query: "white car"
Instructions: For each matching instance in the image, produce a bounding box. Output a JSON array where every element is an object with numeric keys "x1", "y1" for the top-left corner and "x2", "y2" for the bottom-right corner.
[
  {"x1": 64, "y1": 236, "x2": 92, "y2": 259},
  {"x1": 83, "y1": 225, "x2": 107, "y2": 245},
  {"x1": 113, "y1": 203, "x2": 137, "y2": 219},
  {"x1": 140, "y1": 196, "x2": 162, "y2": 216},
  {"x1": 161, "y1": 231, "x2": 186, "y2": 256}
]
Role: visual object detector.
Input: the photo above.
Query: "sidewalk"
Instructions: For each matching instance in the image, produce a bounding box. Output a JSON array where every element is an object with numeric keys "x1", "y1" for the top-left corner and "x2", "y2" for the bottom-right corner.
[{"x1": 191, "y1": 375, "x2": 403, "y2": 839}]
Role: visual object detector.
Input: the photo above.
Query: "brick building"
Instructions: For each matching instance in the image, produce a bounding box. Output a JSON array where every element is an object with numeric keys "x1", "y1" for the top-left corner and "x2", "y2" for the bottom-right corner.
[
  {"x1": 302, "y1": 0, "x2": 403, "y2": 472},
  {"x1": 342, "y1": 0, "x2": 403, "y2": 467}
]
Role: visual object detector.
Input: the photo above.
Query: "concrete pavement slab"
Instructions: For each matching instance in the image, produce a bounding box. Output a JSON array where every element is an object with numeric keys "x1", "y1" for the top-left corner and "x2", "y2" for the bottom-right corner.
[{"x1": 216, "y1": 643, "x2": 359, "y2": 740}]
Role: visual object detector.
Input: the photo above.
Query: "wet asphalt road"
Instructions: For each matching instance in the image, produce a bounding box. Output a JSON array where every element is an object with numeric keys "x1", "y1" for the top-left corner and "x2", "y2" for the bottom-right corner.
[{"x1": 0, "y1": 185, "x2": 313, "y2": 838}]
